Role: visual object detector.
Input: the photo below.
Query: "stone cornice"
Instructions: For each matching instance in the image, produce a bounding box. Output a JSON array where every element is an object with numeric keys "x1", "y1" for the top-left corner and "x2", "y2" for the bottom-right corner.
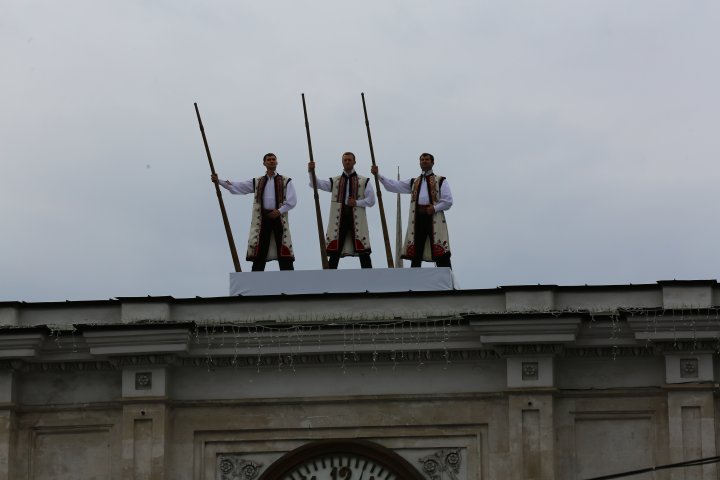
[
  {"x1": 181, "y1": 349, "x2": 499, "y2": 369},
  {"x1": 0, "y1": 349, "x2": 500, "y2": 372},
  {"x1": 82, "y1": 328, "x2": 192, "y2": 355},
  {"x1": 0, "y1": 332, "x2": 46, "y2": 358},
  {"x1": 564, "y1": 346, "x2": 656, "y2": 358},
  {"x1": 2, "y1": 306, "x2": 720, "y2": 367},
  {"x1": 494, "y1": 344, "x2": 566, "y2": 356},
  {"x1": 624, "y1": 309, "x2": 720, "y2": 342},
  {"x1": 4, "y1": 337, "x2": 714, "y2": 373},
  {"x1": 468, "y1": 315, "x2": 583, "y2": 347},
  {"x1": 0, "y1": 360, "x2": 116, "y2": 372}
]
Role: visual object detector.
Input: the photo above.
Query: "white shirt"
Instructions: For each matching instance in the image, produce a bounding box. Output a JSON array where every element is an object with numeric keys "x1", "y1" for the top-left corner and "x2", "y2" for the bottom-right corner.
[
  {"x1": 378, "y1": 170, "x2": 453, "y2": 213},
  {"x1": 308, "y1": 170, "x2": 376, "y2": 208},
  {"x1": 219, "y1": 173, "x2": 297, "y2": 214}
]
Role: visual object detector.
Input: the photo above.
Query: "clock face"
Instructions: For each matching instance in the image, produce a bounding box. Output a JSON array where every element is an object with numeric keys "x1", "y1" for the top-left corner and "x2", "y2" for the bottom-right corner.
[
  {"x1": 258, "y1": 440, "x2": 425, "y2": 480},
  {"x1": 283, "y1": 454, "x2": 394, "y2": 480}
]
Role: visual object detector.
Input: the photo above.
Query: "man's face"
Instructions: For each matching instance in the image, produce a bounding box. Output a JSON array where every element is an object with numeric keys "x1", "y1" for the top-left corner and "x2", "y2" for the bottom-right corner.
[
  {"x1": 419, "y1": 155, "x2": 434, "y2": 172},
  {"x1": 263, "y1": 155, "x2": 278, "y2": 172},
  {"x1": 342, "y1": 154, "x2": 356, "y2": 172}
]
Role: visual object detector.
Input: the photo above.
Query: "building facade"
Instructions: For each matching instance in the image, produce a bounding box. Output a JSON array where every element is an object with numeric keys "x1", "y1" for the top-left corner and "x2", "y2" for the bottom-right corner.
[{"x1": 1, "y1": 279, "x2": 719, "y2": 479}]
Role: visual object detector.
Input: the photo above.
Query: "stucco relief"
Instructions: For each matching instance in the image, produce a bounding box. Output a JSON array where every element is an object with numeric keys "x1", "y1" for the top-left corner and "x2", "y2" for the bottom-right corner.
[
  {"x1": 418, "y1": 448, "x2": 464, "y2": 480},
  {"x1": 135, "y1": 371, "x2": 152, "y2": 389},
  {"x1": 680, "y1": 358, "x2": 699, "y2": 378},
  {"x1": 522, "y1": 362, "x2": 539, "y2": 380},
  {"x1": 217, "y1": 454, "x2": 264, "y2": 480}
]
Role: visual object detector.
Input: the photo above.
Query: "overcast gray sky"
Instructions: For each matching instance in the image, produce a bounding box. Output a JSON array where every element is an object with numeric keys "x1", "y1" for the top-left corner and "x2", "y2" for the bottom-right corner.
[{"x1": 1, "y1": 0, "x2": 719, "y2": 302}]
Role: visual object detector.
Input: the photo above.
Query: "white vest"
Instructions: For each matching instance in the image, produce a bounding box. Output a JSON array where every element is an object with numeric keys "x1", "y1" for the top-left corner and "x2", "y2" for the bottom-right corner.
[
  {"x1": 325, "y1": 173, "x2": 372, "y2": 257},
  {"x1": 401, "y1": 174, "x2": 451, "y2": 261},
  {"x1": 246, "y1": 175, "x2": 295, "y2": 261}
]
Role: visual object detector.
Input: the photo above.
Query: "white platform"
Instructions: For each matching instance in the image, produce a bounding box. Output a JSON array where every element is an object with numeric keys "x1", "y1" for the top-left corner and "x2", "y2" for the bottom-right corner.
[{"x1": 229, "y1": 268, "x2": 457, "y2": 296}]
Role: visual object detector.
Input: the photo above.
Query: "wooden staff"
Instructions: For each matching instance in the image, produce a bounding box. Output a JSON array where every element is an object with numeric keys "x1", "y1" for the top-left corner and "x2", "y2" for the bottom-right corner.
[
  {"x1": 301, "y1": 94, "x2": 330, "y2": 269},
  {"x1": 361, "y1": 93, "x2": 395, "y2": 268},
  {"x1": 194, "y1": 102, "x2": 242, "y2": 272},
  {"x1": 395, "y1": 166, "x2": 403, "y2": 268}
]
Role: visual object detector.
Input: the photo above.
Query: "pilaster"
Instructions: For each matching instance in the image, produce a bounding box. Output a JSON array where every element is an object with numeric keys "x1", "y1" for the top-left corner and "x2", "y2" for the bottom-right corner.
[
  {"x1": 0, "y1": 371, "x2": 15, "y2": 480},
  {"x1": 664, "y1": 347, "x2": 716, "y2": 478},
  {"x1": 665, "y1": 354, "x2": 713, "y2": 384},
  {"x1": 505, "y1": 353, "x2": 555, "y2": 480},
  {"x1": 507, "y1": 393, "x2": 555, "y2": 480},
  {"x1": 506, "y1": 356, "x2": 554, "y2": 389},
  {"x1": 122, "y1": 366, "x2": 169, "y2": 480},
  {"x1": 667, "y1": 389, "x2": 717, "y2": 480}
]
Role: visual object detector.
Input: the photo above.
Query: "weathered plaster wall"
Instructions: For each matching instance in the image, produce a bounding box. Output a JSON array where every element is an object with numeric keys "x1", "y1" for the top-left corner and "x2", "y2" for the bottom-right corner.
[
  {"x1": 169, "y1": 361, "x2": 507, "y2": 401},
  {"x1": 3, "y1": 368, "x2": 720, "y2": 479},
  {"x1": 3, "y1": 281, "x2": 720, "y2": 479},
  {"x1": 17, "y1": 370, "x2": 121, "y2": 405}
]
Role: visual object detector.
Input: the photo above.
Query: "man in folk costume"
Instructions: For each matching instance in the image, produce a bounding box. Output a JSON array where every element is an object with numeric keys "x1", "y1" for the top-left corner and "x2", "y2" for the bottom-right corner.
[
  {"x1": 371, "y1": 153, "x2": 453, "y2": 268},
  {"x1": 308, "y1": 152, "x2": 375, "y2": 268},
  {"x1": 211, "y1": 153, "x2": 296, "y2": 271}
]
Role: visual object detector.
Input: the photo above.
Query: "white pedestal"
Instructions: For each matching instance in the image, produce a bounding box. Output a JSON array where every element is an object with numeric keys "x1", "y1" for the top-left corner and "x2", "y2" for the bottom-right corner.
[{"x1": 229, "y1": 268, "x2": 456, "y2": 296}]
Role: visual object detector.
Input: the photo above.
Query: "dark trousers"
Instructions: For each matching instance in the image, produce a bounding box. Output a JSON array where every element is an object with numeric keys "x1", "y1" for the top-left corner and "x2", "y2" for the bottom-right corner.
[
  {"x1": 328, "y1": 206, "x2": 372, "y2": 269},
  {"x1": 411, "y1": 209, "x2": 451, "y2": 269},
  {"x1": 252, "y1": 212, "x2": 294, "y2": 272}
]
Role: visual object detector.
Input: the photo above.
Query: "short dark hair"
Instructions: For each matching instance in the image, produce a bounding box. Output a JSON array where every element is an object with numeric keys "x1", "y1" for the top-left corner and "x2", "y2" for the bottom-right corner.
[
  {"x1": 262, "y1": 153, "x2": 276, "y2": 161},
  {"x1": 420, "y1": 153, "x2": 434, "y2": 163},
  {"x1": 342, "y1": 152, "x2": 356, "y2": 161}
]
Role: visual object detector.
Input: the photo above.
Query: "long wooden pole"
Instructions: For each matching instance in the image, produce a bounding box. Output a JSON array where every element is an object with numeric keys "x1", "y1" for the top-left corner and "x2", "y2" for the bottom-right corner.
[
  {"x1": 193, "y1": 103, "x2": 242, "y2": 272},
  {"x1": 301, "y1": 94, "x2": 330, "y2": 270},
  {"x1": 361, "y1": 93, "x2": 395, "y2": 268},
  {"x1": 395, "y1": 166, "x2": 403, "y2": 268}
]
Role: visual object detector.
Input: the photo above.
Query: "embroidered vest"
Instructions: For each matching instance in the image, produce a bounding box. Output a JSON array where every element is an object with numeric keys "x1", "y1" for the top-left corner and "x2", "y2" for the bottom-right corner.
[
  {"x1": 246, "y1": 175, "x2": 294, "y2": 261},
  {"x1": 401, "y1": 173, "x2": 451, "y2": 261},
  {"x1": 325, "y1": 174, "x2": 371, "y2": 256}
]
